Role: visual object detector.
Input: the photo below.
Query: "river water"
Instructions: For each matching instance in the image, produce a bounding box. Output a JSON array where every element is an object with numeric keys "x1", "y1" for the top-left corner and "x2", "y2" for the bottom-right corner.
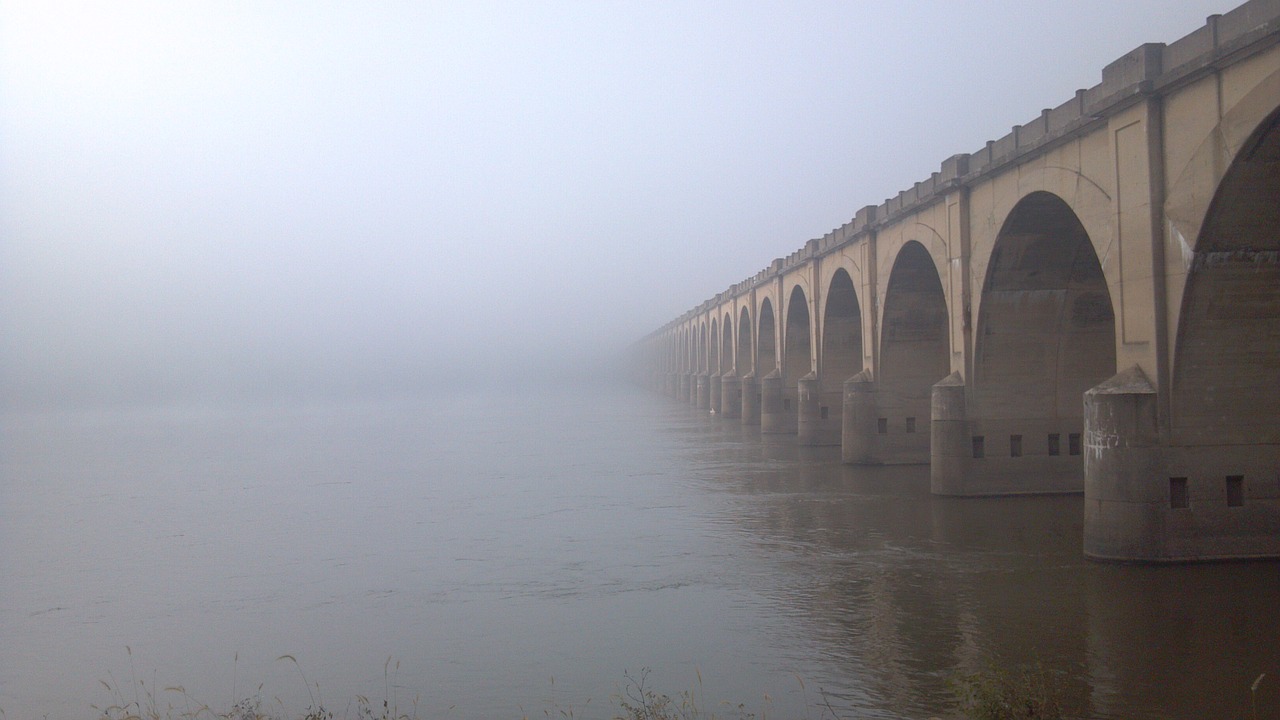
[{"x1": 1, "y1": 381, "x2": 1277, "y2": 719}]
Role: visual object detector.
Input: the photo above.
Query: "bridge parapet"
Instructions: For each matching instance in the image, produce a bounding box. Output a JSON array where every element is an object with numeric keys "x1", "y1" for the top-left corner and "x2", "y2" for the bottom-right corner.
[{"x1": 657, "y1": 0, "x2": 1280, "y2": 336}]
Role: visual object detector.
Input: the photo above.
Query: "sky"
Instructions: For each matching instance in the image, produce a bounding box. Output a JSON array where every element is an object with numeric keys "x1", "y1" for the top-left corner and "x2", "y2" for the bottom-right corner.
[{"x1": 0, "y1": 0, "x2": 1234, "y2": 408}]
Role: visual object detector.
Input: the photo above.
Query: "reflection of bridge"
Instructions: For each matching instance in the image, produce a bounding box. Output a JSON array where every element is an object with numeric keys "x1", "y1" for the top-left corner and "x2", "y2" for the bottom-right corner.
[{"x1": 634, "y1": 0, "x2": 1280, "y2": 563}]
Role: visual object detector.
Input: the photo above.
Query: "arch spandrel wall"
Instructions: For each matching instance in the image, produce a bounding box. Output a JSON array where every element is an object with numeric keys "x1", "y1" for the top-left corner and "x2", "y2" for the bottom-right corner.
[
  {"x1": 755, "y1": 292, "x2": 779, "y2": 374},
  {"x1": 815, "y1": 249, "x2": 868, "y2": 379},
  {"x1": 1164, "y1": 58, "x2": 1280, "y2": 383},
  {"x1": 778, "y1": 270, "x2": 814, "y2": 379},
  {"x1": 875, "y1": 214, "x2": 951, "y2": 347},
  {"x1": 966, "y1": 134, "x2": 1121, "y2": 382}
]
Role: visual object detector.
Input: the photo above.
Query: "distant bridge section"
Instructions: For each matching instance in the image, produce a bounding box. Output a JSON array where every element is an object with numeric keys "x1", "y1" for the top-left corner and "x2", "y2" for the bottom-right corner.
[{"x1": 633, "y1": 0, "x2": 1280, "y2": 563}]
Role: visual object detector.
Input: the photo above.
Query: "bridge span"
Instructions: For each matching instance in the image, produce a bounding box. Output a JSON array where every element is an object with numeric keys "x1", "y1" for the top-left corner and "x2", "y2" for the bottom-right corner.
[{"x1": 634, "y1": 0, "x2": 1280, "y2": 563}]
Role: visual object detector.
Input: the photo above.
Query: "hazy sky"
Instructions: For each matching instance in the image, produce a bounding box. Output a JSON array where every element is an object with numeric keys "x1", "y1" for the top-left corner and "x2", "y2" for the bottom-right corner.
[{"x1": 1, "y1": 1, "x2": 1232, "y2": 407}]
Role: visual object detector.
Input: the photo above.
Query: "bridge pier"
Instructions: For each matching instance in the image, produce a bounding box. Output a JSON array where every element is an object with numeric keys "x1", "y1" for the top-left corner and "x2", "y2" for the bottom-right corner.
[
  {"x1": 696, "y1": 374, "x2": 710, "y2": 410},
  {"x1": 842, "y1": 370, "x2": 879, "y2": 464},
  {"x1": 1084, "y1": 367, "x2": 1280, "y2": 562},
  {"x1": 710, "y1": 372, "x2": 722, "y2": 415},
  {"x1": 797, "y1": 374, "x2": 839, "y2": 446},
  {"x1": 720, "y1": 374, "x2": 742, "y2": 420},
  {"x1": 930, "y1": 372, "x2": 1085, "y2": 496},
  {"x1": 760, "y1": 370, "x2": 795, "y2": 434},
  {"x1": 679, "y1": 373, "x2": 692, "y2": 403},
  {"x1": 740, "y1": 372, "x2": 760, "y2": 425}
]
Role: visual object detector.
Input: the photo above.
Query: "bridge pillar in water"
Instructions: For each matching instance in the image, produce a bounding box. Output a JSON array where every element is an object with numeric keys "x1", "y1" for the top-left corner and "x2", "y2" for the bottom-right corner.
[
  {"x1": 679, "y1": 374, "x2": 692, "y2": 404},
  {"x1": 710, "y1": 372, "x2": 722, "y2": 415},
  {"x1": 760, "y1": 369, "x2": 795, "y2": 434},
  {"x1": 696, "y1": 374, "x2": 710, "y2": 410},
  {"x1": 740, "y1": 372, "x2": 760, "y2": 426},
  {"x1": 842, "y1": 370, "x2": 879, "y2": 464},
  {"x1": 930, "y1": 372, "x2": 970, "y2": 495},
  {"x1": 797, "y1": 373, "x2": 838, "y2": 446},
  {"x1": 930, "y1": 371, "x2": 1084, "y2": 495},
  {"x1": 719, "y1": 374, "x2": 742, "y2": 420},
  {"x1": 1084, "y1": 366, "x2": 1280, "y2": 561}
]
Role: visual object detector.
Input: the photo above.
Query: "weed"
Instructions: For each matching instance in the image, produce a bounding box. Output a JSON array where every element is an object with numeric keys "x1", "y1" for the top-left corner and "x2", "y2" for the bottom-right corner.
[{"x1": 951, "y1": 664, "x2": 1066, "y2": 720}]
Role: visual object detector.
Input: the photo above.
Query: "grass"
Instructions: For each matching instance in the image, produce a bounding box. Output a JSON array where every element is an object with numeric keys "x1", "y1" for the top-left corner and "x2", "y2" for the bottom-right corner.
[
  {"x1": 87, "y1": 658, "x2": 844, "y2": 720},
  {"x1": 59, "y1": 654, "x2": 1272, "y2": 720},
  {"x1": 948, "y1": 664, "x2": 1067, "y2": 720}
]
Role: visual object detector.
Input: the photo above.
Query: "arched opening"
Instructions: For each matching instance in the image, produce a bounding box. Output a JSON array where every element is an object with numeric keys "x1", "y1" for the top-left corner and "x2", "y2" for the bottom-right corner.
[
  {"x1": 975, "y1": 192, "x2": 1114, "y2": 423},
  {"x1": 783, "y1": 286, "x2": 812, "y2": 388},
  {"x1": 737, "y1": 307, "x2": 754, "y2": 377},
  {"x1": 880, "y1": 241, "x2": 950, "y2": 457},
  {"x1": 721, "y1": 313, "x2": 733, "y2": 376},
  {"x1": 1173, "y1": 106, "x2": 1280, "y2": 443},
  {"x1": 821, "y1": 269, "x2": 863, "y2": 386},
  {"x1": 709, "y1": 317, "x2": 719, "y2": 375},
  {"x1": 758, "y1": 298, "x2": 777, "y2": 373},
  {"x1": 697, "y1": 323, "x2": 706, "y2": 374}
]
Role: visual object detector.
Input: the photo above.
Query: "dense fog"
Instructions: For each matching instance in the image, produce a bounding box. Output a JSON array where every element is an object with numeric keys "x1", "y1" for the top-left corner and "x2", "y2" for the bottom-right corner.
[{"x1": 0, "y1": 1, "x2": 1228, "y2": 408}]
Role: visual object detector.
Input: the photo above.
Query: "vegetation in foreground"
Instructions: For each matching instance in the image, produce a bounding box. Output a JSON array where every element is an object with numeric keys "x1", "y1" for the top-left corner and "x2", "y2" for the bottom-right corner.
[{"x1": 68, "y1": 654, "x2": 1268, "y2": 720}]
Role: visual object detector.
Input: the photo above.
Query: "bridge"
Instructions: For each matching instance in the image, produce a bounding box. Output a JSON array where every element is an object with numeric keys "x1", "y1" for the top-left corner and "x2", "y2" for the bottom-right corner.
[{"x1": 633, "y1": 0, "x2": 1280, "y2": 563}]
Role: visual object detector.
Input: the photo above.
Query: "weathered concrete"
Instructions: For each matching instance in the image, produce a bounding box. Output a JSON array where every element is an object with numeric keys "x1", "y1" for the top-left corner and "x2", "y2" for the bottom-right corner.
[
  {"x1": 695, "y1": 374, "x2": 710, "y2": 410},
  {"x1": 635, "y1": 0, "x2": 1280, "y2": 561},
  {"x1": 760, "y1": 369, "x2": 793, "y2": 434},
  {"x1": 841, "y1": 370, "x2": 878, "y2": 464},
  {"x1": 720, "y1": 374, "x2": 742, "y2": 420},
  {"x1": 797, "y1": 372, "x2": 838, "y2": 446},
  {"x1": 740, "y1": 372, "x2": 760, "y2": 425}
]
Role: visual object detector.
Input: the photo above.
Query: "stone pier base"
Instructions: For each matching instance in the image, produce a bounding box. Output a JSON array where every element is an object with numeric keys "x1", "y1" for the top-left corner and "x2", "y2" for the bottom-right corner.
[
  {"x1": 842, "y1": 370, "x2": 879, "y2": 464},
  {"x1": 930, "y1": 372, "x2": 1083, "y2": 496},
  {"x1": 710, "y1": 373, "x2": 722, "y2": 415},
  {"x1": 720, "y1": 375, "x2": 742, "y2": 420},
  {"x1": 696, "y1": 374, "x2": 710, "y2": 410},
  {"x1": 760, "y1": 370, "x2": 794, "y2": 434},
  {"x1": 740, "y1": 372, "x2": 760, "y2": 426},
  {"x1": 1084, "y1": 366, "x2": 1280, "y2": 562},
  {"x1": 798, "y1": 373, "x2": 840, "y2": 446}
]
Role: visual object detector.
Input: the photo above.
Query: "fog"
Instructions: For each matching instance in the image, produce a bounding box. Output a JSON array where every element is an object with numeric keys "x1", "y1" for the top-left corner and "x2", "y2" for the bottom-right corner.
[{"x1": 0, "y1": 1, "x2": 1229, "y2": 408}]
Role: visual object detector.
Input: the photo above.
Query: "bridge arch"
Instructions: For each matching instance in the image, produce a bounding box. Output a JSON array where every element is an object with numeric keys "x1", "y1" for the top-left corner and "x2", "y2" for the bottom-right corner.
[
  {"x1": 1172, "y1": 103, "x2": 1280, "y2": 444},
  {"x1": 701, "y1": 321, "x2": 710, "y2": 374},
  {"x1": 737, "y1": 306, "x2": 754, "y2": 377},
  {"x1": 761, "y1": 284, "x2": 812, "y2": 434},
  {"x1": 783, "y1": 284, "x2": 813, "y2": 390},
  {"x1": 757, "y1": 296, "x2": 777, "y2": 374},
  {"x1": 974, "y1": 191, "x2": 1115, "y2": 422},
  {"x1": 820, "y1": 267, "x2": 863, "y2": 387},
  {"x1": 879, "y1": 240, "x2": 949, "y2": 459},
  {"x1": 709, "y1": 317, "x2": 719, "y2": 374},
  {"x1": 720, "y1": 312, "x2": 733, "y2": 376}
]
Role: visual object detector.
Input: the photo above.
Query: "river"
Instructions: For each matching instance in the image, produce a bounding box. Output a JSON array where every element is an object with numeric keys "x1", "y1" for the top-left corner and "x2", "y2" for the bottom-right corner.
[{"x1": 1, "y1": 381, "x2": 1276, "y2": 719}]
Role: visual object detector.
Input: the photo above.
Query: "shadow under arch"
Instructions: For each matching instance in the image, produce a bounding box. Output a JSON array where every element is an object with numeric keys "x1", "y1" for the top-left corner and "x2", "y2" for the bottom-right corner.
[
  {"x1": 764, "y1": 286, "x2": 810, "y2": 434},
  {"x1": 965, "y1": 190, "x2": 1115, "y2": 494},
  {"x1": 878, "y1": 240, "x2": 948, "y2": 464},
  {"x1": 808, "y1": 268, "x2": 862, "y2": 447},
  {"x1": 1172, "y1": 105, "x2": 1280, "y2": 444},
  {"x1": 738, "y1": 305, "x2": 759, "y2": 425}
]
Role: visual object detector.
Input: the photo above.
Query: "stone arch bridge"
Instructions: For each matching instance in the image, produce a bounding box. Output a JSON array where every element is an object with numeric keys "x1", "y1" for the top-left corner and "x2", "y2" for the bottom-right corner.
[{"x1": 633, "y1": 0, "x2": 1280, "y2": 563}]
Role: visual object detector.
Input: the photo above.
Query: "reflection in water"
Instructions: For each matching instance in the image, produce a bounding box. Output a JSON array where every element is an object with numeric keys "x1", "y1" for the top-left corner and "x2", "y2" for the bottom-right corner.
[
  {"x1": 684, "y1": 409, "x2": 1278, "y2": 719},
  {"x1": 0, "y1": 385, "x2": 1276, "y2": 719}
]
